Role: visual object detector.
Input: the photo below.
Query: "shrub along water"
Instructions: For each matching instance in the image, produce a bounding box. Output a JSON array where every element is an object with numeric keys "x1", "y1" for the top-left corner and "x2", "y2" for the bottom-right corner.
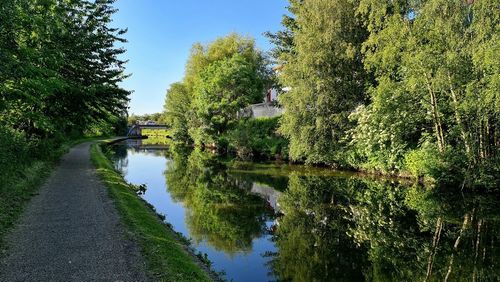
[{"x1": 227, "y1": 117, "x2": 288, "y2": 160}]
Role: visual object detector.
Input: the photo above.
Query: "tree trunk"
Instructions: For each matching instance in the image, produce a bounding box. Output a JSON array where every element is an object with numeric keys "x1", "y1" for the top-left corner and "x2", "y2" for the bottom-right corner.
[
  {"x1": 447, "y1": 74, "x2": 472, "y2": 159},
  {"x1": 445, "y1": 213, "x2": 470, "y2": 282},
  {"x1": 473, "y1": 219, "x2": 483, "y2": 282},
  {"x1": 425, "y1": 217, "x2": 443, "y2": 282},
  {"x1": 424, "y1": 73, "x2": 446, "y2": 153}
]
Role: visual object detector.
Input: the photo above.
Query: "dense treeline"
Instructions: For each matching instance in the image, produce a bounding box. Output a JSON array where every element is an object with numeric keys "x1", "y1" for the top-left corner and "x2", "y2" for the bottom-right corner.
[
  {"x1": 128, "y1": 112, "x2": 165, "y2": 125},
  {"x1": 163, "y1": 1, "x2": 498, "y2": 188},
  {"x1": 267, "y1": 0, "x2": 499, "y2": 187},
  {"x1": 0, "y1": 0, "x2": 128, "y2": 156},
  {"x1": 0, "y1": 0, "x2": 129, "y2": 244},
  {"x1": 0, "y1": 0, "x2": 128, "y2": 190}
]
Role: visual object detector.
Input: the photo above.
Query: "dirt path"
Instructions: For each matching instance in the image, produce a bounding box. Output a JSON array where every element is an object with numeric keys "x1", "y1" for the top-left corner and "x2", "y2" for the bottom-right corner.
[{"x1": 0, "y1": 142, "x2": 148, "y2": 281}]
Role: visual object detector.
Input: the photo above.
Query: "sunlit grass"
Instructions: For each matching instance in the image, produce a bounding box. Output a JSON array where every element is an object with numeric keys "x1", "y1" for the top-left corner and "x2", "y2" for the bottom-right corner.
[{"x1": 142, "y1": 128, "x2": 170, "y2": 137}]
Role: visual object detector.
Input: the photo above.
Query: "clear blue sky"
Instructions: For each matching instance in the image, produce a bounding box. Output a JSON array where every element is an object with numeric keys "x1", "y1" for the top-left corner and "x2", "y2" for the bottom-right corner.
[{"x1": 112, "y1": 0, "x2": 289, "y2": 115}]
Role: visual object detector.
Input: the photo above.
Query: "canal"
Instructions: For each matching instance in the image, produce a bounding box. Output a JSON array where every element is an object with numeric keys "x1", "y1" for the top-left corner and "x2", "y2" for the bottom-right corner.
[{"x1": 108, "y1": 139, "x2": 499, "y2": 281}]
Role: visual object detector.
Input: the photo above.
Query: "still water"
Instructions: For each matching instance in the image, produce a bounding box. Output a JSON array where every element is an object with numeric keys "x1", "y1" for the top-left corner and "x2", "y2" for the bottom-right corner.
[{"x1": 109, "y1": 140, "x2": 499, "y2": 282}]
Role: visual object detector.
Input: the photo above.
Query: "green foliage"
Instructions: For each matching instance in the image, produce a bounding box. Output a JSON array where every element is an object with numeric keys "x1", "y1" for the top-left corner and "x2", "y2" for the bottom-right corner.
[
  {"x1": 163, "y1": 33, "x2": 270, "y2": 149},
  {"x1": 86, "y1": 115, "x2": 129, "y2": 137},
  {"x1": 355, "y1": 0, "x2": 499, "y2": 185},
  {"x1": 184, "y1": 33, "x2": 268, "y2": 93},
  {"x1": 349, "y1": 79, "x2": 423, "y2": 173},
  {"x1": 192, "y1": 54, "x2": 266, "y2": 146},
  {"x1": 276, "y1": 0, "x2": 370, "y2": 166},
  {"x1": 0, "y1": 0, "x2": 131, "y2": 247},
  {"x1": 0, "y1": 0, "x2": 129, "y2": 138},
  {"x1": 164, "y1": 82, "x2": 191, "y2": 142},
  {"x1": 0, "y1": 127, "x2": 28, "y2": 180},
  {"x1": 0, "y1": 0, "x2": 130, "y2": 183},
  {"x1": 264, "y1": 0, "x2": 301, "y2": 63},
  {"x1": 404, "y1": 142, "x2": 444, "y2": 181},
  {"x1": 128, "y1": 113, "x2": 166, "y2": 126},
  {"x1": 269, "y1": 0, "x2": 499, "y2": 187},
  {"x1": 227, "y1": 117, "x2": 288, "y2": 160}
]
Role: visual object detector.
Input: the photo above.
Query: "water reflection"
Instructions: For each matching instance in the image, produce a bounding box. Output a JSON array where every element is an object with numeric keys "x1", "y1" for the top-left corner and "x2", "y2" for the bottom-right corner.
[
  {"x1": 270, "y1": 175, "x2": 369, "y2": 282},
  {"x1": 166, "y1": 148, "x2": 276, "y2": 254},
  {"x1": 109, "y1": 142, "x2": 500, "y2": 282},
  {"x1": 272, "y1": 175, "x2": 500, "y2": 281},
  {"x1": 126, "y1": 139, "x2": 169, "y2": 155}
]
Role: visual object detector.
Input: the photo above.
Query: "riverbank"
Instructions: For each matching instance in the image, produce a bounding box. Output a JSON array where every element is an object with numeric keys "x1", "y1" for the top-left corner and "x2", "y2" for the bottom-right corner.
[
  {"x1": 166, "y1": 116, "x2": 435, "y2": 187},
  {"x1": 90, "y1": 142, "x2": 215, "y2": 281},
  {"x1": 0, "y1": 136, "x2": 104, "y2": 250}
]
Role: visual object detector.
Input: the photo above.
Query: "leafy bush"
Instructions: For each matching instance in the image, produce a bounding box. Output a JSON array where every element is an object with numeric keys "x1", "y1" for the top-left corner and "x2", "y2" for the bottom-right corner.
[
  {"x1": 0, "y1": 126, "x2": 29, "y2": 179},
  {"x1": 227, "y1": 117, "x2": 288, "y2": 160},
  {"x1": 404, "y1": 142, "x2": 444, "y2": 181}
]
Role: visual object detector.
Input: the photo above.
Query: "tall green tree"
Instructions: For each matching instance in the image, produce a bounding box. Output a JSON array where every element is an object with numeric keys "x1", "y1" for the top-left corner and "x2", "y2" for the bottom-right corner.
[
  {"x1": 164, "y1": 82, "x2": 191, "y2": 142},
  {"x1": 184, "y1": 33, "x2": 268, "y2": 92},
  {"x1": 355, "y1": 0, "x2": 499, "y2": 185},
  {"x1": 264, "y1": 0, "x2": 301, "y2": 64},
  {"x1": 191, "y1": 54, "x2": 265, "y2": 146},
  {"x1": 276, "y1": 0, "x2": 371, "y2": 166},
  {"x1": 351, "y1": 0, "x2": 421, "y2": 172},
  {"x1": 0, "y1": 0, "x2": 129, "y2": 138},
  {"x1": 0, "y1": 0, "x2": 130, "y2": 219},
  {"x1": 163, "y1": 33, "x2": 270, "y2": 147}
]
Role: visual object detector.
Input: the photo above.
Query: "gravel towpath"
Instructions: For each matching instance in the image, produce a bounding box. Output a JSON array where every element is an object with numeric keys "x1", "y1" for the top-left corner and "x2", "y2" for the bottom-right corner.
[{"x1": 0, "y1": 142, "x2": 148, "y2": 281}]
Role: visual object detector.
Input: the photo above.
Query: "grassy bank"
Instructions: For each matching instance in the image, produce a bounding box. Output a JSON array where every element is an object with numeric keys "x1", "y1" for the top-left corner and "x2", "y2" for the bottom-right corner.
[
  {"x1": 0, "y1": 136, "x2": 103, "y2": 249},
  {"x1": 90, "y1": 142, "x2": 213, "y2": 282}
]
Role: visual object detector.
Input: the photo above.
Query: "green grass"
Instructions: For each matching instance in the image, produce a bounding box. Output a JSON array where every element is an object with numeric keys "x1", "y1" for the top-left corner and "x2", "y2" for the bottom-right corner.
[
  {"x1": 0, "y1": 136, "x2": 105, "y2": 250},
  {"x1": 90, "y1": 142, "x2": 213, "y2": 282},
  {"x1": 0, "y1": 161, "x2": 52, "y2": 248},
  {"x1": 142, "y1": 128, "x2": 170, "y2": 137}
]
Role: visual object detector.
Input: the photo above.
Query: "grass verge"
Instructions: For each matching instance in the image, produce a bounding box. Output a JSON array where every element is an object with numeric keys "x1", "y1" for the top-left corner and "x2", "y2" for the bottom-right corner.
[
  {"x1": 0, "y1": 136, "x2": 105, "y2": 251},
  {"x1": 90, "y1": 142, "x2": 214, "y2": 282}
]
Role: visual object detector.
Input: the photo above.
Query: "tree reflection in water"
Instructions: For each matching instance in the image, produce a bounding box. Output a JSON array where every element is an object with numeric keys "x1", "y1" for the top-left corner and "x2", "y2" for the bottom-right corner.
[
  {"x1": 111, "y1": 143, "x2": 500, "y2": 281},
  {"x1": 269, "y1": 174, "x2": 369, "y2": 281},
  {"x1": 165, "y1": 148, "x2": 275, "y2": 255},
  {"x1": 271, "y1": 175, "x2": 499, "y2": 281}
]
